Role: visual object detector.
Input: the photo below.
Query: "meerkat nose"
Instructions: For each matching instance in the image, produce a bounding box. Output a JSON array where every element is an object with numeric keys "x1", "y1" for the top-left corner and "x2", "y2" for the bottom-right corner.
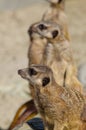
[
  {"x1": 28, "y1": 28, "x2": 33, "y2": 36},
  {"x1": 18, "y1": 69, "x2": 22, "y2": 75}
]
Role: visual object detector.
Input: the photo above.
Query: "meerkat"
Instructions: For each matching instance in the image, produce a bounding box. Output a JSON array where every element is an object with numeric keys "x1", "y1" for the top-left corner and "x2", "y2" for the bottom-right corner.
[
  {"x1": 18, "y1": 65, "x2": 86, "y2": 130},
  {"x1": 30, "y1": 21, "x2": 83, "y2": 93},
  {"x1": 28, "y1": 24, "x2": 48, "y2": 66}
]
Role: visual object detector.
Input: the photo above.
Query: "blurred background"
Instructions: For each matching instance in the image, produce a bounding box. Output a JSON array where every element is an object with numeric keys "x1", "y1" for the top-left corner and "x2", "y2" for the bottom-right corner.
[{"x1": 0, "y1": 0, "x2": 86, "y2": 128}]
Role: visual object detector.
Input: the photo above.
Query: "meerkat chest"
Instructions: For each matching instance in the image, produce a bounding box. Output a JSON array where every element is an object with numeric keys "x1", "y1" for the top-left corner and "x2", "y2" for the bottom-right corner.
[
  {"x1": 29, "y1": 40, "x2": 47, "y2": 65},
  {"x1": 44, "y1": 43, "x2": 67, "y2": 86},
  {"x1": 44, "y1": 43, "x2": 66, "y2": 64},
  {"x1": 34, "y1": 88, "x2": 66, "y2": 120},
  {"x1": 34, "y1": 88, "x2": 56, "y2": 115}
]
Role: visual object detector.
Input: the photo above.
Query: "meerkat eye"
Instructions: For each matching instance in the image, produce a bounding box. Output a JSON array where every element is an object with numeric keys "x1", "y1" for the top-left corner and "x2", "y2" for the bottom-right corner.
[
  {"x1": 42, "y1": 77, "x2": 50, "y2": 87},
  {"x1": 52, "y1": 30, "x2": 59, "y2": 39},
  {"x1": 38, "y1": 24, "x2": 47, "y2": 31},
  {"x1": 28, "y1": 68, "x2": 37, "y2": 76}
]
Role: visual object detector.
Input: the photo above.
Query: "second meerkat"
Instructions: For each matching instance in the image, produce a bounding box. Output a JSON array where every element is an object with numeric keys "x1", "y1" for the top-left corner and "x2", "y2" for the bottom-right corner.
[{"x1": 18, "y1": 65, "x2": 86, "y2": 130}]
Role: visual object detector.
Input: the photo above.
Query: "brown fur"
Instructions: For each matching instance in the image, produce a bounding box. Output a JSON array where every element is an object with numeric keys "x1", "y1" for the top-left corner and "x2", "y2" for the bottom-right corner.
[{"x1": 18, "y1": 65, "x2": 86, "y2": 130}]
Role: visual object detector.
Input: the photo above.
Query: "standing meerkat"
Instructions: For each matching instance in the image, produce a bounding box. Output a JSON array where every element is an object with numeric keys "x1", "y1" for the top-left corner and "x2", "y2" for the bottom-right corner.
[
  {"x1": 30, "y1": 21, "x2": 83, "y2": 93},
  {"x1": 18, "y1": 65, "x2": 86, "y2": 130},
  {"x1": 28, "y1": 24, "x2": 47, "y2": 66}
]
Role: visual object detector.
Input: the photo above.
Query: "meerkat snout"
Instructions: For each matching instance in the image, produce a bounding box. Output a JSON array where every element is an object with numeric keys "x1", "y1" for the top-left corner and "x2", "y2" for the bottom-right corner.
[
  {"x1": 28, "y1": 26, "x2": 33, "y2": 36},
  {"x1": 28, "y1": 25, "x2": 37, "y2": 36},
  {"x1": 18, "y1": 68, "x2": 29, "y2": 80}
]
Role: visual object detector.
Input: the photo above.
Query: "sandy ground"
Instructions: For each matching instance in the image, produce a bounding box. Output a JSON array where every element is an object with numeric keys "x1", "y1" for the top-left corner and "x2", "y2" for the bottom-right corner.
[{"x1": 0, "y1": 0, "x2": 86, "y2": 128}]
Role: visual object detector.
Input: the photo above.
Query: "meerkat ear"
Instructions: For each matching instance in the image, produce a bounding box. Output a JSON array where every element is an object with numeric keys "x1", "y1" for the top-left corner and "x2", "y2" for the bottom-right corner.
[{"x1": 42, "y1": 77, "x2": 50, "y2": 87}]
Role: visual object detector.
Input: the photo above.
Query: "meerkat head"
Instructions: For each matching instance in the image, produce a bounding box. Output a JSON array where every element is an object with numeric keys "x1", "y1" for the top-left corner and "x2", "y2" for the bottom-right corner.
[
  {"x1": 28, "y1": 22, "x2": 47, "y2": 41},
  {"x1": 18, "y1": 65, "x2": 53, "y2": 87},
  {"x1": 29, "y1": 21, "x2": 68, "y2": 43}
]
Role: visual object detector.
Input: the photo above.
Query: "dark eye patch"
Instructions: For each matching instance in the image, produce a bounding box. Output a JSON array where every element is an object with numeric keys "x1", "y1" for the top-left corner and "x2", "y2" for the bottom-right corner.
[
  {"x1": 38, "y1": 24, "x2": 47, "y2": 31},
  {"x1": 28, "y1": 68, "x2": 37, "y2": 76},
  {"x1": 52, "y1": 30, "x2": 59, "y2": 39},
  {"x1": 42, "y1": 77, "x2": 50, "y2": 87}
]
